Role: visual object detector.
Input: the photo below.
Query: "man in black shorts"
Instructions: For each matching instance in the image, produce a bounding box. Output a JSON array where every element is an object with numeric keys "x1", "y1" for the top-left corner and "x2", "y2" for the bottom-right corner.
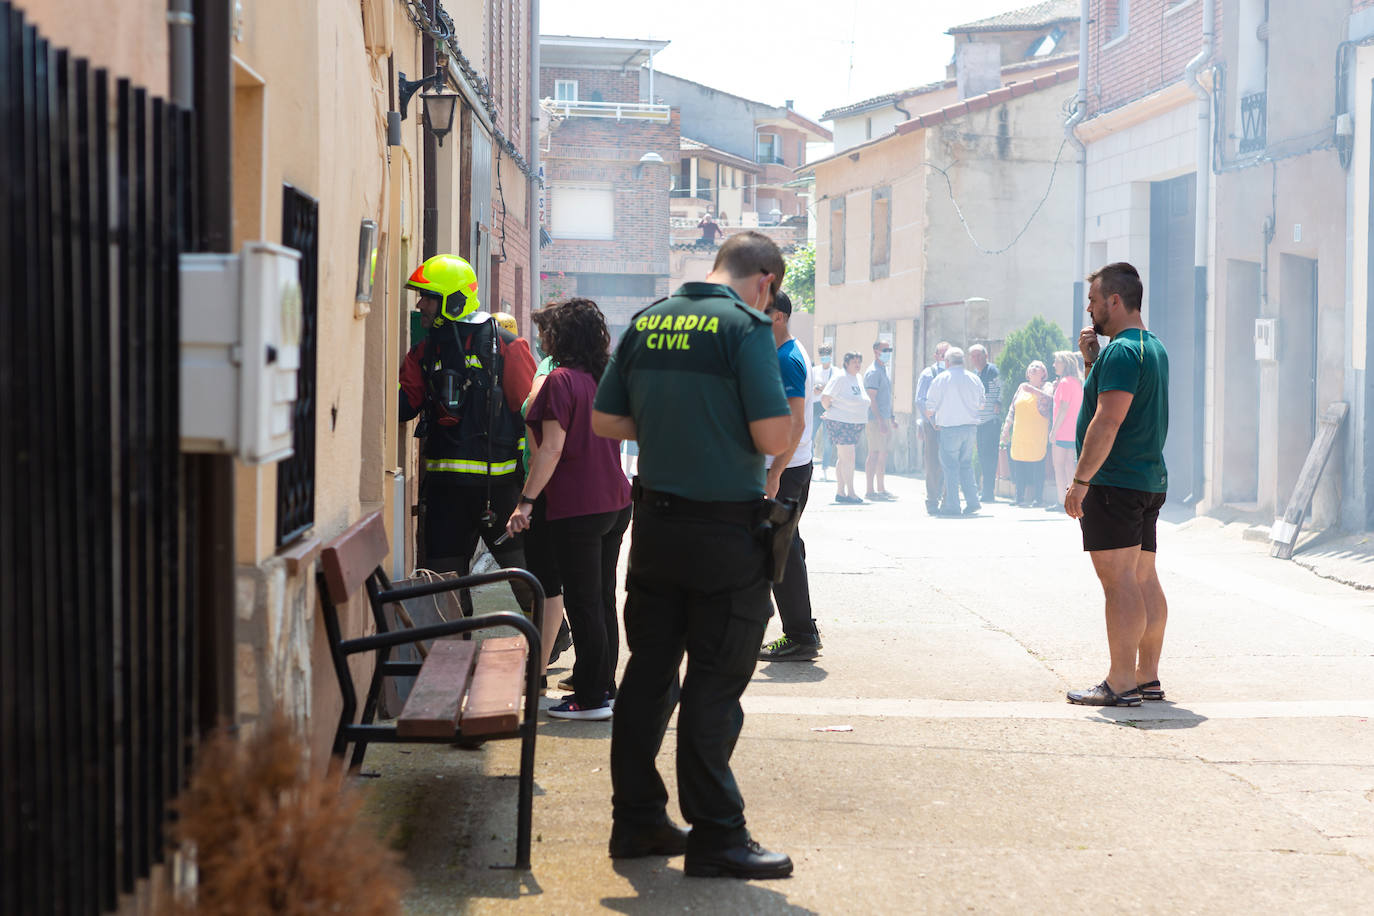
[{"x1": 1063, "y1": 262, "x2": 1170, "y2": 708}]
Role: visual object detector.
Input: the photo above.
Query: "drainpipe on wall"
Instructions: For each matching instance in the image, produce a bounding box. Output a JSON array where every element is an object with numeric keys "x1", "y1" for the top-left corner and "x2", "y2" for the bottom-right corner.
[
  {"x1": 190, "y1": 0, "x2": 237, "y2": 729},
  {"x1": 169, "y1": 0, "x2": 194, "y2": 108},
  {"x1": 1064, "y1": 0, "x2": 1089, "y2": 336},
  {"x1": 529, "y1": 0, "x2": 540, "y2": 323},
  {"x1": 1182, "y1": 0, "x2": 1215, "y2": 506},
  {"x1": 422, "y1": 0, "x2": 438, "y2": 260}
]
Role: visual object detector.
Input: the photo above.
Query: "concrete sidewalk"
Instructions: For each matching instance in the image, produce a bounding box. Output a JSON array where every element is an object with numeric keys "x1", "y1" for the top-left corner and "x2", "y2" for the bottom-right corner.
[{"x1": 361, "y1": 475, "x2": 1374, "y2": 914}]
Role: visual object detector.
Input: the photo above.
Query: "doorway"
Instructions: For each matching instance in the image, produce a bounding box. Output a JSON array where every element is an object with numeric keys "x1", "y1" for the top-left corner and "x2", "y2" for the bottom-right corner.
[
  {"x1": 1277, "y1": 254, "x2": 1319, "y2": 503},
  {"x1": 1149, "y1": 173, "x2": 1198, "y2": 500},
  {"x1": 1222, "y1": 260, "x2": 1261, "y2": 503}
]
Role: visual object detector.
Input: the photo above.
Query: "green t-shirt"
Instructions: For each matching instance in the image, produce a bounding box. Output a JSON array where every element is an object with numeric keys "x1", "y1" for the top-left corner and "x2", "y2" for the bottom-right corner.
[
  {"x1": 594, "y1": 282, "x2": 790, "y2": 502},
  {"x1": 1076, "y1": 328, "x2": 1169, "y2": 493},
  {"x1": 520, "y1": 355, "x2": 558, "y2": 474}
]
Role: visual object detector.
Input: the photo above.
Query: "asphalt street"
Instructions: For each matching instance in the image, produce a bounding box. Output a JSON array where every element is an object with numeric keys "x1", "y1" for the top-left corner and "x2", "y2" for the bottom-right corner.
[{"x1": 362, "y1": 472, "x2": 1374, "y2": 914}]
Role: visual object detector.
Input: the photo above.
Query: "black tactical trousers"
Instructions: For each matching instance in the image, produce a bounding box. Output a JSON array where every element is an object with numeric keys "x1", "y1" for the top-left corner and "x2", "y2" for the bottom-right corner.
[
  {"x1": 421, "y1": 474, "x2": 534, "y2": 616},
  {"x1": 610, "y1": 503, "x2": 771, "y2": 851},
  {"x1": 771, "y1": 463, "x2": 817, "y2": 642}
]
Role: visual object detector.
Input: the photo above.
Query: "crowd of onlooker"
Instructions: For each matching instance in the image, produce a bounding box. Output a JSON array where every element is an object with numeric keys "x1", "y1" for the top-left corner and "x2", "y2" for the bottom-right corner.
[{"x1": 806, "y1": 338, "x2": 1084, "y2": 515}]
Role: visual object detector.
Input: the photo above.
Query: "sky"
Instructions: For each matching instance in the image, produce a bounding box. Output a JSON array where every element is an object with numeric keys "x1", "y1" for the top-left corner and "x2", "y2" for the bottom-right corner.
[{"x1": 539, "y1": 0, "x2": 1051, "y2": 121}]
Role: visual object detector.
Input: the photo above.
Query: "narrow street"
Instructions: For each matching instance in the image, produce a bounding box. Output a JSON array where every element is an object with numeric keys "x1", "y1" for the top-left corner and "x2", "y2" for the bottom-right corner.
[{"x1": 363, "y1": 473, "x2": 1374, "y2": 914}]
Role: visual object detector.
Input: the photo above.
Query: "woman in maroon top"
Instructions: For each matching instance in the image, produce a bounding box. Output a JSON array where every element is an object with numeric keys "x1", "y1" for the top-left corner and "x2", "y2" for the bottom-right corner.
[{"x1": 506, "y1": 298, "x2": 631, "y2": 721}]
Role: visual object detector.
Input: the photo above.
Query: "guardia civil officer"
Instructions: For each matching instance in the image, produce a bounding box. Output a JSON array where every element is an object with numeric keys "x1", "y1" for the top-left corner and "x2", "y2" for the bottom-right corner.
[
  {"x1": 399, "y1": 254, "x2": 537, "y2": 610},
  {"x1": 592, "y1": 231, "x2": 795, "y2": 879}
]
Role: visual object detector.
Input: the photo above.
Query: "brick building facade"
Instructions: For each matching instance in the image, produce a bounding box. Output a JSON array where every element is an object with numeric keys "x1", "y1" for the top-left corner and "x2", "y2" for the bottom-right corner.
[
  {"x1": 538, "y1": 36, "x2": 678, "y2": 337},
  {"x1": 649, "y1": 70, "x2": 831, "y2": 221},
  {"x1": 540, "y1": 66, "x2": 641, "y2": 103},
  {"x1": 482, "y1": 0, "x2": 536, "y2": 328},
  {"x1": 536, "y1": 40, "x2": 831, "y2": 337},
  {"x1": 1085, "y1": 0, "x2": 1218, "y2": 115}
]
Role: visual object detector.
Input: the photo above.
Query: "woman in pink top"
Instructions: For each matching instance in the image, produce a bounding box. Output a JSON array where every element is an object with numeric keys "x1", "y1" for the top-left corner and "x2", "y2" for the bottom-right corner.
[
  {"x1": 506, "y1": 298, "x2": 631, "y2": 721},
  {"x1": 1047, "y1": 350, "x2": 1084, "y2": 512}
]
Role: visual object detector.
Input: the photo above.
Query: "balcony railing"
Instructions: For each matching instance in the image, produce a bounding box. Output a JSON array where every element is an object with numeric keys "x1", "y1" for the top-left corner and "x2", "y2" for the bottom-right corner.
[
  {"x1": 756, "y1": 153, "x2": 785, "y2": 166},
  {"x1": 1239, "y1": 91, "x2": 1267, "y2": 154},
  {"x1": 543, "y1": 98, "x2": 671, "y2": 122}
]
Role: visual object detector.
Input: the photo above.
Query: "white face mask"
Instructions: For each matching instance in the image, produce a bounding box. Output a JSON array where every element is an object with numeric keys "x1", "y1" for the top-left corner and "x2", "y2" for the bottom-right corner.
[
  {"x1": 820, "y1": 356, "x2": 832, "y2": 366},
  {"x1": 753, "y1": 281, "x2": 773, "y2": 313},
  {"x1": 879, "y1": 350, "x2": 892, "y2": 366},
  {"x1": 936, "y1": 360, "x2": 946, "y2": 370}
]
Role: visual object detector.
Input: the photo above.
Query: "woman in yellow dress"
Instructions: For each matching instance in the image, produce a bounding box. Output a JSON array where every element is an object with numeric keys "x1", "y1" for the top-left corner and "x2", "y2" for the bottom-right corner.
[{"x1": 999, "y1": 360, "x2": 1053, "y2": 506}]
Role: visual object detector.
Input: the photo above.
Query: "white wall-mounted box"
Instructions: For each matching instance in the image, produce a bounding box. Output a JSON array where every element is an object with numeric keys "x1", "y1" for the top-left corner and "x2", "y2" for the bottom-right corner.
[
  {"x1": 1255, "y1": 317, "x2": 1278, "y2": 362},
  {"x1": 180, "y1": 242, "x2": 303, "y2": 464}
]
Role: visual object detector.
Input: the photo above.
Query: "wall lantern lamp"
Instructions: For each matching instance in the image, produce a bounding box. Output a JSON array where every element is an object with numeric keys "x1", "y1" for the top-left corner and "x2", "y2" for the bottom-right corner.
[
  {"x1": 421, "y1": 88, "x2": 459, "y2": 146},
  {"x1": 397, "y1": 71, "x2": 460, "y2": 146}
]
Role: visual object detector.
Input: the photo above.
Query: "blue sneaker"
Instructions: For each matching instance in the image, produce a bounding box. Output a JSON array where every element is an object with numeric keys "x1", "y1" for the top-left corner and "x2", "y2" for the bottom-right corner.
[{"x1": 547, "y1": 697, "x2": 613, "y2": 721}]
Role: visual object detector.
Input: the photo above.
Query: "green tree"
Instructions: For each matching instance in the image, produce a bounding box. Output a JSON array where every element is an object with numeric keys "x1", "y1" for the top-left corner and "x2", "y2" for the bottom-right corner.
[
  {"x1": 782, "y1": 243, "x2": 815, "y2": 312},
  {"x1": 995, "y1": 315, "x2": 1070, "y2": 430}
]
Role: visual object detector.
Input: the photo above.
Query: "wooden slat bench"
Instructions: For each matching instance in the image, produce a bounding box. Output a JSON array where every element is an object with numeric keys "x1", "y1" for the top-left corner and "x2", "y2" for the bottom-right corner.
[{"x1": 316, "y1": 511, "x2": 544, "y2": 869}]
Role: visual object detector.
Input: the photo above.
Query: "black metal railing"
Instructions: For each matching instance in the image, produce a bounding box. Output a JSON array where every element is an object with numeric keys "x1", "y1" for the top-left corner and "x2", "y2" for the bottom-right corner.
[
  {"x1": 1240, "y1": 91, "x2": 1267, "y2": 153},
  {"x1": 0, "y1": 3, "x2": 198, "y2": 912},
  {"x1": 669, "y1": 185, "x2": 713, "y2": 201},
  {"x1": 276, "y1": 186, "x2": 318, "y2": 546}
]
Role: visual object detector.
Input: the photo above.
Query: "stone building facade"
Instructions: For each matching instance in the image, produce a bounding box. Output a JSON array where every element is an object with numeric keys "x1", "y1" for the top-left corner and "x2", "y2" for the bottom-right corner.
[{"x1": 809, "y1": 66, "x2": 1079, "y2": 472}]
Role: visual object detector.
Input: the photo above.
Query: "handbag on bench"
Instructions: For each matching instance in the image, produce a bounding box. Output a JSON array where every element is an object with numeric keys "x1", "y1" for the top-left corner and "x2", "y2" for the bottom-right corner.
[{"x1": 380, "y1": 568, "x2": 465, "y2": 718}]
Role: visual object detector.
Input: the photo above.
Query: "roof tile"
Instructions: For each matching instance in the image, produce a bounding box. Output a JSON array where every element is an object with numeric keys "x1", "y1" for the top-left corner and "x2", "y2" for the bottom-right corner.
[{"x1": 947, "y1": 0, "x2": 1078, "y2": 34}]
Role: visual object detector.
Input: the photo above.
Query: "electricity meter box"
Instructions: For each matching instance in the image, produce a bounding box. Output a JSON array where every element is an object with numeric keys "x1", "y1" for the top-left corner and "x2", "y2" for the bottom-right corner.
[
  {"x1": 1254, "y1": 318, "x2": 1278, "y2": 362},
  {"x1": 180, "y1": 242, "x2": 303, "y2": 464}
]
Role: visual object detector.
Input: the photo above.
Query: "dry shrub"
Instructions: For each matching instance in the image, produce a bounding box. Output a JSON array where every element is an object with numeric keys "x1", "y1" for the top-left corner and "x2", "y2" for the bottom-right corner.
[{"x1": 164, "y1": 716, "x2": 407, "y2": 915}]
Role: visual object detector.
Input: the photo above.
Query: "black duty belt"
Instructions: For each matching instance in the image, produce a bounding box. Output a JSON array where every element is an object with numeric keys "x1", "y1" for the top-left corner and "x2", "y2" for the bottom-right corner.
[{"x1": 631, "y1": 478, "x2": 761, "y2": 527}]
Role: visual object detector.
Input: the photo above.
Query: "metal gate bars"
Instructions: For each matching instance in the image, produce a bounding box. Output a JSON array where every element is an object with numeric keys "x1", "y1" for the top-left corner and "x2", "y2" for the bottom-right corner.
[{"x1": 0, "y1": 3, "x2": 199, "y2": 912}]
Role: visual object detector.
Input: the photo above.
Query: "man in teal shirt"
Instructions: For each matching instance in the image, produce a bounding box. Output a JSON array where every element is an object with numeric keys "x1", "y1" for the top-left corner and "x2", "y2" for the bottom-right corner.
[
  {"x1": 1063, "y1": 262, "x2": 1171, "y2": 708},
  {"x1": 593, "y1": 231, "x2": 795, "y2": 878}
]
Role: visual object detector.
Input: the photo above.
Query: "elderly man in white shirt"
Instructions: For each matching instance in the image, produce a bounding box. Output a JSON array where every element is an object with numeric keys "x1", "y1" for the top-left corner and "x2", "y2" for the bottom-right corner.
[{"x1": 924, "y1": 346, "x2": 987, "y2": 517}]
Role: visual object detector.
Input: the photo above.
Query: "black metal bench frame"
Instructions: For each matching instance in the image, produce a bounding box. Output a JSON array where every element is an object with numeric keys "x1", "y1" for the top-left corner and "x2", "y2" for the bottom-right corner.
[{"x1": 316, "y1": 515, "x2": 544, "y2": 870}]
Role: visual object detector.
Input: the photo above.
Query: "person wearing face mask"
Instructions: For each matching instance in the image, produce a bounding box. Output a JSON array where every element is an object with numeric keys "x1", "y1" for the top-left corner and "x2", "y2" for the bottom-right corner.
[
  {"x1": 758, "y1": 292, "x2": 823, "y2": 662},
  {"x1": 863, "y1": 341, "x2": 897, "y2": 500},
  {"x1": 811, "y1": 345, "x2": 837, "y2": 480},
  {"x1": 593, "y1": 230, "x2": 796, "y2": 879},
  {"x1": 915, "y1": 341, "x2": 952, "y2": 515}
]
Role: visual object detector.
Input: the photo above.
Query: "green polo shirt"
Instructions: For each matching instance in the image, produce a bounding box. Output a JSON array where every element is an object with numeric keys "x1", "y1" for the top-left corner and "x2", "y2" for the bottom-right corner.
[
  {"x1": 594, "y1": 282, "x2": 790, "y2": 502},
  {"x1": 1076, "y1": 328, "x2": 1170, "y2": 493}
]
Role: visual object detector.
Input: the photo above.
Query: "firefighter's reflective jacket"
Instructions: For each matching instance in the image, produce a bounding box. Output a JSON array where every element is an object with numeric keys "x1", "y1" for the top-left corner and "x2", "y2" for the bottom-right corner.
[{"x1": 399, "y1": 315, "x2": 536, "y2": 484}]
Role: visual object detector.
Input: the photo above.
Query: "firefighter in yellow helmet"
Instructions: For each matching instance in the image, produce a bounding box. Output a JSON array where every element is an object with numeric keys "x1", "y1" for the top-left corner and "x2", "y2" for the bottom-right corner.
[
  {"x1": 399, "y1": 254, "x2": 538, "y2": 611},
  {"x1": 492, "y1": 311, "x2": 519, "y2": 336}
]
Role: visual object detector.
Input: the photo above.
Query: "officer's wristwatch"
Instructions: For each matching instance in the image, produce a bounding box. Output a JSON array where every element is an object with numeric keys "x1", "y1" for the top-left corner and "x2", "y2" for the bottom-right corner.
[{"x1": 518, "y1": 493, "x2": 536, "y2": 506}]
